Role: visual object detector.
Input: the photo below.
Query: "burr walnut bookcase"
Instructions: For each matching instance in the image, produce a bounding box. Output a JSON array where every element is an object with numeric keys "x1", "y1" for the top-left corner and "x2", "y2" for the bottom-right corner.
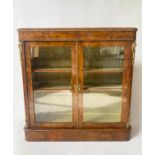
[{"x1": 18, "y1": 28, "x2": 137, "y2": 141}]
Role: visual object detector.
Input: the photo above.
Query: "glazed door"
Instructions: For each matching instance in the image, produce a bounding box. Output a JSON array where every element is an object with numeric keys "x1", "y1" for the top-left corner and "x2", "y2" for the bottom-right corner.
[
  {"x1": 25, "y1": 42, "x2": 78, "y2": 128},
  {"x1": 78, "y1": 42, "x2": 131, "y2": 128}
]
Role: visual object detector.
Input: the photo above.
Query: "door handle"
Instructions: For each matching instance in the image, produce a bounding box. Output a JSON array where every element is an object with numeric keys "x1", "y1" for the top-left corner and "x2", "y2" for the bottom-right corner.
[{"x1": 73, "y1": 84, "x2": 81, "y2": 91}]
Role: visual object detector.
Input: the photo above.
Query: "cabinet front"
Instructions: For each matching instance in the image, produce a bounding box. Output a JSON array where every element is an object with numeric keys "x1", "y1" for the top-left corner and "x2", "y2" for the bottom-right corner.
[
  {"x1": 78, "y1": 42, "x2": 130, "y2": 128},
  {"x1": 25, "y1": 42, "x2": 78, "y2": 128},
  {"x1": 24, "y1": 41, "x2": 131, "y2": 129}
]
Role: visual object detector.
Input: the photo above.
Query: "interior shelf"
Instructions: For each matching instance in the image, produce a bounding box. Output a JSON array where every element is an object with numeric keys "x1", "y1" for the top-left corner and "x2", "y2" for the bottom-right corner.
[
  {"x1": 84, "y1": 84, "x2": 122, "y2": 88},
  {"x1": 33, "y1": 82, "x2": 71, "y2": 90},
  {"x1": 32, "y1": 68, "x2": 123, "y2": 73},
  {"x1": 33, "y1": 84, "x2": 122, "y2": 92},
  {"x1": 83, "y1": 85, "x2": 122, "y2": 91},
  {"x1": 32, "y1": 68, "x2": 72, "y2": 73},
  {"x1": 83, "y1": 68, "x2": 123, "y2": 73}
]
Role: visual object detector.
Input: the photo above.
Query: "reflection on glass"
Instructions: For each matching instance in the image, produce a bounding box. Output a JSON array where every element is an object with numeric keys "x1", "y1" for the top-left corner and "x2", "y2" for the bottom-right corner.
[
  {"x1": 83, "y1": 46, "x2": 124, "y2": 122},
  {"x1": 34, "y1": 90, "x2": 72, "y2": 122},
  {"x1": 31, "y1": 46, "x2": 72, "y2": 122},
  {"x1": 84, "y1": 73, "x2": 123, "y2": 87},
  {"x1": 83, "y1": 89, "x2": 122, "y2": 122},
  {"x1": 84, "y1": 46, "x2": 124, "y2": 68},
  {"x1": 31, "y1": 46, "x2": 71, "y2": 69},
  {"x1": 32, "y1": 72, "x2": 71, "y2": 89}
]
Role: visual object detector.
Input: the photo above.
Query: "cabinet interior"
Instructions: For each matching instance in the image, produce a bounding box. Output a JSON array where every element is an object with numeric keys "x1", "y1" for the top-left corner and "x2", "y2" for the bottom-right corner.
[{"x1": 30, "y1": 45, "x2": 124, "y2": 123}]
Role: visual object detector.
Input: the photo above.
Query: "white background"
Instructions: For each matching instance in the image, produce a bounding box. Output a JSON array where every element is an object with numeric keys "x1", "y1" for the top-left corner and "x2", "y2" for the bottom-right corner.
[{"x1": 13, "y1": 0, "x2": 141, "y2": 155}]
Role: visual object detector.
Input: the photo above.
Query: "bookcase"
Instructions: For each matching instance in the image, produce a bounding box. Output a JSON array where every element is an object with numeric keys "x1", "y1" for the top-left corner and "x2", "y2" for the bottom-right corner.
[{"x1": 18, "y1": 28, "x2": 137, "y2": 141}]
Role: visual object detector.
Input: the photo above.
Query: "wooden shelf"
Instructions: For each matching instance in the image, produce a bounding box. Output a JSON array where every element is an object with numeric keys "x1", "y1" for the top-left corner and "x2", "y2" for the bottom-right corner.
[
  {"x1": 32, "y1": 68, "x2": 123, "y2": 73},
  {"x1": 85, "y1": 85, "x2": 122, "y2": 88},
  {"x1": 33, "y1": 68, "x2": 72, "y2": 73},
  {"x1": 33, "y1": 85, "x2": 71, "y2": 91},
  {"x1": 83, "y1": 68, "x2": 123, "y2": 73},
  {"x1": 83, "y1": 85, "x2": 122, "y2": 91}
]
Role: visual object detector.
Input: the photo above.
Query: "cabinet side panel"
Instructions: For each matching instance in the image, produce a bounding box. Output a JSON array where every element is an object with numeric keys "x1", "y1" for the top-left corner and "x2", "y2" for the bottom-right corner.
[
  {"x1": 121, "y1": 42, "x2": 134, "y2": 122},
  {"x1": 19, "y1": 42, "x2": 31, "y2": 127},
  {"x1": 25, "y1": 43, "x2": 36, "y2": 126}
]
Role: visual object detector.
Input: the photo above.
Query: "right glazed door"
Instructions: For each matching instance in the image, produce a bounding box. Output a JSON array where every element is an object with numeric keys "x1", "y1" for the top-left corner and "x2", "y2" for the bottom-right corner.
[{"x1": 78, "y1": 42, "x2": 130, "y2": 128}]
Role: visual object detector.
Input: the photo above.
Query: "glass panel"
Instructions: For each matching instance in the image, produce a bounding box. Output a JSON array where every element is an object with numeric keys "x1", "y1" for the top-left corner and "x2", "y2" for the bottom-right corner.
[
  {"x1": 32, "y1": 72, "x2": 72, "y2": 89},
  {"x1": 84, "y1": 46, "x2": 124, "y2": 69},
  {"x1": 83, "y1": 46, "x2": 124, "y2": 122},
  {"x1": 31, "y1": 46, "x2": 71, "y2": 69},
  {"x1": 34, "y1": 90, "x2": 72, "y2": 122},
  {"x1": 31, "y1": 46, "x2": 73, "y2": 123}
]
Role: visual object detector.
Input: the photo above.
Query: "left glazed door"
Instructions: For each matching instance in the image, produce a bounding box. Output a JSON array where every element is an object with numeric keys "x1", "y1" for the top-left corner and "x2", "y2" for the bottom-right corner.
[{"x1": 25, "y1": 42, "x2": 78, "y2": 128}]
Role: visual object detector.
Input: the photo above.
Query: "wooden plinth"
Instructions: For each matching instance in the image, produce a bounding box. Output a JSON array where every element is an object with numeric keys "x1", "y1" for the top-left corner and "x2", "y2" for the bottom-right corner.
[{"x1": 25, "y1": 126, "x2": 131, "y2": 141}]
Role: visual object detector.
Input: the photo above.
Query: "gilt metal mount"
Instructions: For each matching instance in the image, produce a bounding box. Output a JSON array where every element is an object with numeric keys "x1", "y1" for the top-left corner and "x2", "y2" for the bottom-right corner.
[
  {"x1": 131, "y1": 42, "x2": 136, "y2": 66},
  {"x1": 18, "y1": 41, "x2": 23, "y2": 64}
]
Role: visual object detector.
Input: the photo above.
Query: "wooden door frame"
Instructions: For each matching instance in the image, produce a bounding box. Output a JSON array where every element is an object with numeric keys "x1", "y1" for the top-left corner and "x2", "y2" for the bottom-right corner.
[
  {"x1": 78, "y1": 41, "x2": 133, "y2": 128},
  {"x1": 24, "y1": 41, "x2": 78, "y2": 129}
]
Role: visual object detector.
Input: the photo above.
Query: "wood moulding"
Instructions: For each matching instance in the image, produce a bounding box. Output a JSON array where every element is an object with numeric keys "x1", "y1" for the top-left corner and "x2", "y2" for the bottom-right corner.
[
  {"x1": 18, "y1": 28, "x2": 137, "y2": 41},
  {"x1": 25, "y1": 127, "x2": 131, "y2": 141}
]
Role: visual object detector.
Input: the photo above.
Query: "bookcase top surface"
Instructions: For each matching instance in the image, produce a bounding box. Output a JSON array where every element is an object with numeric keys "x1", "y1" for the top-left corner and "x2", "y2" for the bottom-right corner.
[
  {"x1": 18, "y1": 27, "x2": 137, "y2": 41},
  {"x1": 18, "y1": 27, "x2": 137, "y2": 32}
]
